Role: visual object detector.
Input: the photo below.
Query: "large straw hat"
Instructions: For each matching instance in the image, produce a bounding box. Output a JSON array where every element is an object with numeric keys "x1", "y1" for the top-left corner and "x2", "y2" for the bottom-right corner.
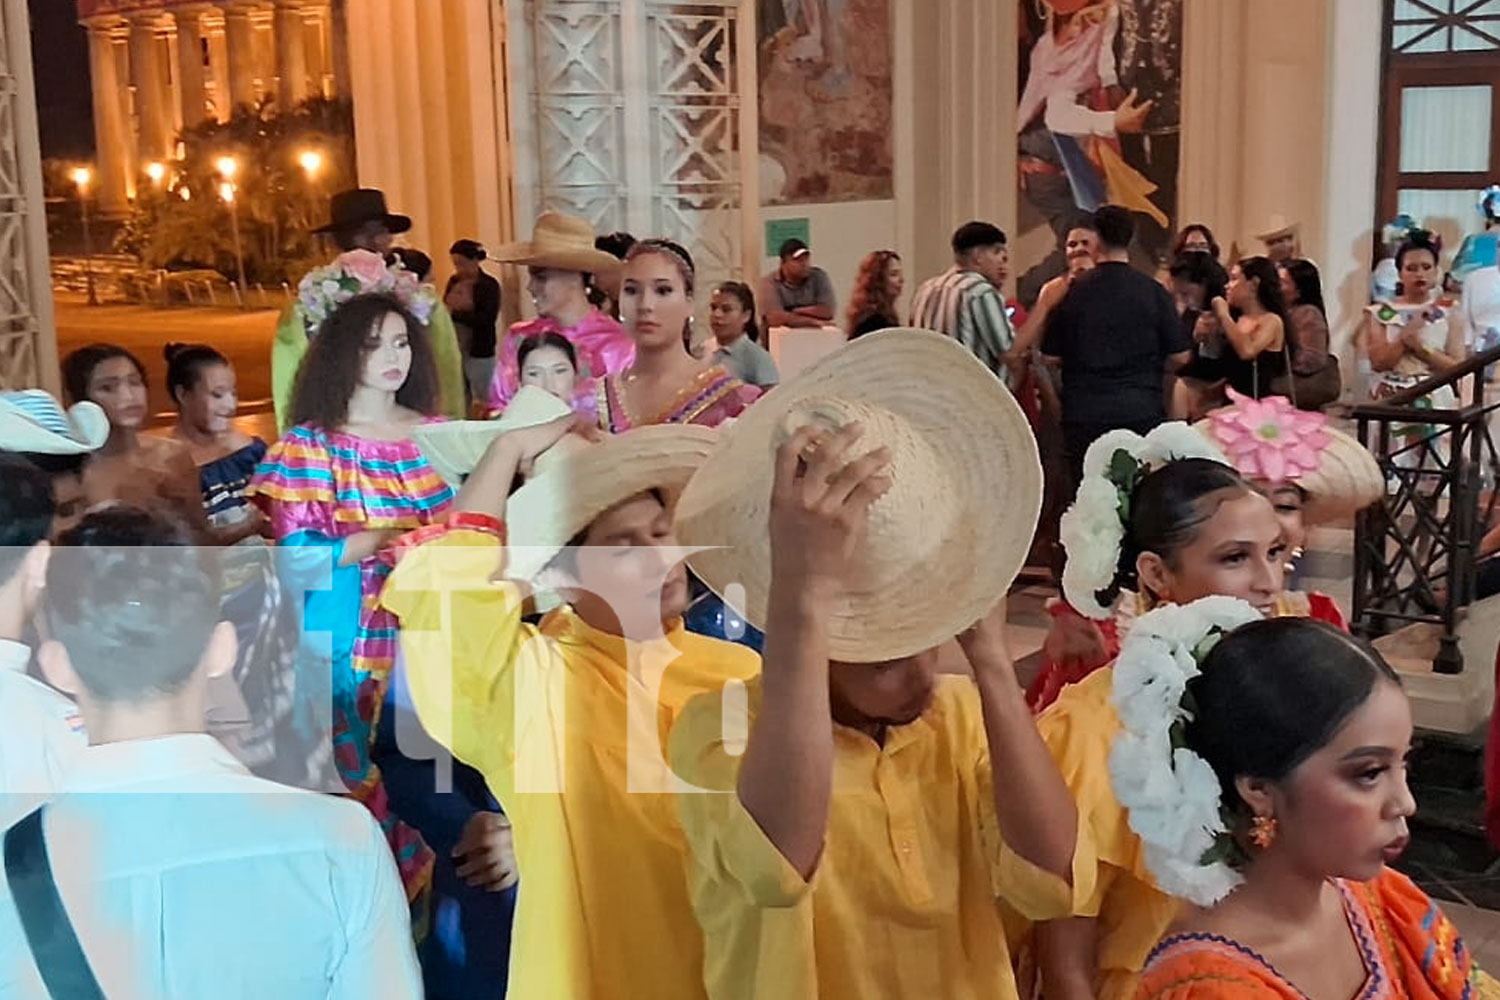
[
  {"x1": 0, "y1": 390, "x2": 108, "y2": 455},
  {"x1": 1195, "y1": 394, "x2": 1383, "y2": 525},
  {"x1": 410, "y1": 386, "x2": 586, "y2": 487},
  {"x1": 493, "y1": 212, "x2": 623, "y2": 276},
  {"x1": 675, "y1": 329, "x2": 1043, "y2": 662},
  {"x1": 503, "y1": 423, "x2": 720, "y2": 585}
]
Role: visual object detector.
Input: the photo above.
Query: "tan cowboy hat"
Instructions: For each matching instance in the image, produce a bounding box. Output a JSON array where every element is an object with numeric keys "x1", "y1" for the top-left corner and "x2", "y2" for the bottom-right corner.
[
  {"x1": 411, "y1": 386, "x2": 586, "y2": 487},
  {"x1": 0, "y1": 390, "x2": 109, "y2": 455},
  {"x1": 493, "y1": 212, "x2": 623, "y2": 276},
  {"x1": 1255, "y1": 214, "x2": 1300, "y2": 244},
  {"x1": 503, "y1": 423, "x2": 720, "y2": 585},
  {"x1": 675, "y1": 329, "x2": 1043, "y2": 662}
]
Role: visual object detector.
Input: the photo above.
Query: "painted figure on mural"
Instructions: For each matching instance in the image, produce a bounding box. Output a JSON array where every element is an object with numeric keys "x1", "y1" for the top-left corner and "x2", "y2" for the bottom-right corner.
[
  {"x1": 758, "y1": 0, "x2": 894, "y2": 204},
  {"x1": 1016, "y1": 0, "x2": 1181, "y2": 303}
]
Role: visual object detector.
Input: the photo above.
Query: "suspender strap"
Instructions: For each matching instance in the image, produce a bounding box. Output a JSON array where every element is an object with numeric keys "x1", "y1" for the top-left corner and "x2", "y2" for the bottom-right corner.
[{"x1": 4, "y1": 808, "x2": 107, "y2": 1000}]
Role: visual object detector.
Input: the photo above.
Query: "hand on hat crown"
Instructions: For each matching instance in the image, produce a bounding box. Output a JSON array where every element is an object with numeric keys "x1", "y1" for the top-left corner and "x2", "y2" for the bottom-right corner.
[{"x1": 768, "y1": 422, "x2": 893, "y2": 602}]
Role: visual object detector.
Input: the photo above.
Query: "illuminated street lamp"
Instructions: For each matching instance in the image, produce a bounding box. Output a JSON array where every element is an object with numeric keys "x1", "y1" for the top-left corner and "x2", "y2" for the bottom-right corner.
[
  {"x1": 70, "y1": 166, "x2": 97, "y2": 306},
  {"x1": 298, "y1": 150, "x2": 322, "y2": 179},
  {"x1": 216, "y1": 159, "x2": 248, "y2": 299},
  {"x1": 145, "y1": 161, "x2": 166, "y2": 186}
]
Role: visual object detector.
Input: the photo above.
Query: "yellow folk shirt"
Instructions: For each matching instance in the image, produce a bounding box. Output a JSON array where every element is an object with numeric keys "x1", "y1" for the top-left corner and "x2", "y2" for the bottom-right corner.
[
  {"x1": 1034, "y1": 666, "x2": 1180, "y2": 1000},
  {"x1": 380, "y1": 518, "x2": 761, "y2": 1000},
  {"x1": 671, "y1": 674, "x2": 1096, "y2": 1000}
]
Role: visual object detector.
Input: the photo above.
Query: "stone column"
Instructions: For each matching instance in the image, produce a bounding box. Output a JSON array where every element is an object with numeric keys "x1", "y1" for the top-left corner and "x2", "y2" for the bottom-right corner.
[
  {"x1": 85, "y1": 20, "x2": 131, "y2": 213},
  {"x1": 128, "y1": 16, "x2": 173, "y2": 168},
  {"x1": 175, "y1": 7, "x2": 209, "y2": 127},
  {"x1": 224, "y1": 4, "x2": 259, "y2": 110},
  {"x1": 329, "y1": 0, "x2": 350, "y2": 98},
  {"x1": 274, "y1": 0, "x2": 309, "y2": 109}
]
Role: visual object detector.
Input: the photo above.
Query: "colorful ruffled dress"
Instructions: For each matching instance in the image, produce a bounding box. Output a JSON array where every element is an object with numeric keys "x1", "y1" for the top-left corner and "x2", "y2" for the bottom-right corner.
[
  {"x1": 487, "y1": 310, "x2": 636, "y2": 421},
  {"x1": 247, "y1": 423, "x2": 454, "y2": 927},
  {"x1": 1027, "y1": 590, "x2": 1346, "y2": 713},
  {"x1": 1136, "y1": 869, "x2": 1500, "y2": 1000},
  {"x1": 595, "y1": 364, "x2": 761, "y2": 432}
]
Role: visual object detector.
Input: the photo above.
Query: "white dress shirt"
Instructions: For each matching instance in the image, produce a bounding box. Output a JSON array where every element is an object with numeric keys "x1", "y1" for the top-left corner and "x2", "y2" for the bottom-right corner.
[
  {"x1": 0, "y1": 734, "x2": 421, "y2": 1000},
  {"x1": 0, "y1": 638, "x2": 84, "y2": 806}
]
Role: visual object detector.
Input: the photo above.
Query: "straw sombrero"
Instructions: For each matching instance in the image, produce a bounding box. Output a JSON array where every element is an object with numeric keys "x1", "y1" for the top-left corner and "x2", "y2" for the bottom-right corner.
[
  {"x1": 503, "y1": 423, "x2": 719, "y2": 585},
  {"x1": 493, "y1": 212, "x2": 623, "y2": 276},
  {"x1": 675, "y1": 329, "x2": 1043, "y2": 662},
  {"x1": 1196, "y1": 394, "x2": 1383, "y2": 526},
  {"x1": 0, "y1": 390, "x2": 108, "y2": 455},
  {"x1": 1254, "y1": 214, "x2": 1300, "y2": 243},
  {"x1": 410, "y1": 386, "x2": 586, "y2": 487}
]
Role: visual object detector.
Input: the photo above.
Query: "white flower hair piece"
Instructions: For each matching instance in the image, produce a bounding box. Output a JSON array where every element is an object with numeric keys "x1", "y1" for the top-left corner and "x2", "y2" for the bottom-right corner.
[
  {"x1": 1059, "y1": 422, "x2": 1227, "y2": 619},
  {"x1": 295, "y1": 249, "x2": 439, "y2": 335},
  {"x1": 1109, "y1": 596, "x2": 1262, "y2": 907}
]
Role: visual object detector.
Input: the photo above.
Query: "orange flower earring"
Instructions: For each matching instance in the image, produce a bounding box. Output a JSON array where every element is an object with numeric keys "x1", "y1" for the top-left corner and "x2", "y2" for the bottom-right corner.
[{"x1": 1250, "y1": 814, "x2": 1279, "y2": 850}]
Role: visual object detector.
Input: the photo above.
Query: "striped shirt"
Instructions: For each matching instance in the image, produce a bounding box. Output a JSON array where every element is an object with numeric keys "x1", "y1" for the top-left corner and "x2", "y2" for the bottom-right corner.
[{"x1": 909, "y1": 267, "x2": 1016, "y2": 386}]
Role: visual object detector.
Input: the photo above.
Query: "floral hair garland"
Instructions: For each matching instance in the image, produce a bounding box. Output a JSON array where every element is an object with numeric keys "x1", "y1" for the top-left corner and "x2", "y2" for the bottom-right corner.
[
  {"x1": 1381, "y1": 213, "x2": 1418, "y2": 248},
  {"x1": 1108, "y1": 596, "x2": 1262, "y2": 907},
  {"x1": 1058, "y1": 423, "x2": 1227, "y2": 619},
  {"x1": 1204, "y1": 389, "x2": 1329, "y2": 485},
  {"x1": 295, "y1": 249, "x2": 439, "y2": 334}
]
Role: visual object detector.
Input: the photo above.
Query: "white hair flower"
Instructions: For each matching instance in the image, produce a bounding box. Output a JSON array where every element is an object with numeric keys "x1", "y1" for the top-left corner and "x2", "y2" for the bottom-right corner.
[
  {"x1": 1060, "y1": 424, "x2": 1227, "y2": 619},
  {"x1": 1108, "y1": 596, "x2": 1261, "y2": 907}
]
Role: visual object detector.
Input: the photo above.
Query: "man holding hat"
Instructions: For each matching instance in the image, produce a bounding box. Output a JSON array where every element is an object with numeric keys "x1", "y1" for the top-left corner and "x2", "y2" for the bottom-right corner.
[
  {"x1": 669, "y1": 330, "x2": 1090, "y2": 999},
  {"x1": 381, "y1": 420, "x2": 760, "y2": 999},
  {"x1": 760, "y1": 238, "x2": 838, "y2": 332},
  {"x1": 273, "y1": 188, "x2": 466, "y2": 429}
]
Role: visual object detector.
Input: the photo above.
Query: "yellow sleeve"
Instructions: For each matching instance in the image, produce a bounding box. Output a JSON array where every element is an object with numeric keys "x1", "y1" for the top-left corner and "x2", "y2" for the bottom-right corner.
[
  {"x1": 379, "y1": 520, "x2": 544, "y2": 799},
  {"x1": 939, "y1": 680, "x2": 1097, "y2": 923},
  {"x1": 669, "y1": 680, "x2": 814, "y2": 909},
  {"x1": 1035, "y1": 670, "x2": 1140, "y2": 916}
]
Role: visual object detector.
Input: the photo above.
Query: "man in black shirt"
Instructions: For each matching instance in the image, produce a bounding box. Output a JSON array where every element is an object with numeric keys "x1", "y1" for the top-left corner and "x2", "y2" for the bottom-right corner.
[{"x1": 1041, "y1": 205, "x2": 1192, "y2": 484}]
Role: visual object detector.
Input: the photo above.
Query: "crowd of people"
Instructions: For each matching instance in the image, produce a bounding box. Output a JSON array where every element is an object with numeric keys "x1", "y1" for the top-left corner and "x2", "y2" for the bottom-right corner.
[{"x1": 3, "y1": 185, "x2": 1500, "y2": 1000}]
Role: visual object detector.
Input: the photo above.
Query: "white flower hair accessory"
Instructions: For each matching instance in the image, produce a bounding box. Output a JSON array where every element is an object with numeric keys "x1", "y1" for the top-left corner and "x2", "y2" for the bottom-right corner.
[
  {"x1": 1059, "y1": 423, "x2": 1227, "y2": 619},
  {"x1": 295, "y1": 249, "x2": 439, "y2": 335},
  {"x1": 1109, "y1": 596, "x2": 1262, "y2": 907}
]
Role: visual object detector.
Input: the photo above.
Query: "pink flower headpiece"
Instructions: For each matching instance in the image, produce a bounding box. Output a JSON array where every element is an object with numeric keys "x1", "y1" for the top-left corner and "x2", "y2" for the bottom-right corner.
[
  {"x1": 1205, "y1": 390, "x2": 1330, "y2": 485},
  {"x1": 295, "y1": 249, "x2": 437, "y2": 334}
]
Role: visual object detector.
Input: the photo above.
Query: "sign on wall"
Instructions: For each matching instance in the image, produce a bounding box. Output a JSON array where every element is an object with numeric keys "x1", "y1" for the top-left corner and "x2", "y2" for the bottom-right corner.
[
  {"x1": 1015, "y1": 0, "x2": 1183, "y2": 300},
  {"x1": 756, "y1": 0, "x2": 894, "y2": 205},
  {"x1": 764, "y1": 216, "x2": 811, "y2": 254}
]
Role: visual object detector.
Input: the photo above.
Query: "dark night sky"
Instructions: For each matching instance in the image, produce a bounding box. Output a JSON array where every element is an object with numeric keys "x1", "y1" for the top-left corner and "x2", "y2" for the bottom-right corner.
[{"x1": 29, "y1": 0, "x2": 95, "y2": 159}]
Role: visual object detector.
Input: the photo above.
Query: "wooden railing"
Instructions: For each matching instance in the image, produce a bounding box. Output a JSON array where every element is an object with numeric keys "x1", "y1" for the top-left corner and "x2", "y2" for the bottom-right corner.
[{"x1": 1350, "y1": 344, "x2": 1500, "y2": 673}]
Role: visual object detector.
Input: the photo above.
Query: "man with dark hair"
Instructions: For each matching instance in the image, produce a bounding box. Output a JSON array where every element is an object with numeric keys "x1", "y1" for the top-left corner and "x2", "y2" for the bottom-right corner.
[
  {"x1": 910, "y1": 221, "x2": 1017, "y2": 385},
  {"x1": 760, "y1": 237, "x2": 838, "y2": 330},
  {"x1": 0, "y1": 454, "x2": 84, "y2": 807},
  {"x1": 0, "y1": 506, "x2": 421, "y2": 998},
  {"x1": 1042, "y1": 204, "x2": 1193, "y2": 483}
]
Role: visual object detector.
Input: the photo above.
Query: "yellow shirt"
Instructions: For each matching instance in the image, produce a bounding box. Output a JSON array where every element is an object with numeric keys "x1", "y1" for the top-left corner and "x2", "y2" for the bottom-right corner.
[
  {"x1": 1034, "y1": 666, "x2": 1179, "y2": 1000},
  {"x1": 671, "y1": 674, "x2": 1096, "y2": 1000},
  {"x1": 380, "y1": 518, "x2": 762, "y2": 1000}
]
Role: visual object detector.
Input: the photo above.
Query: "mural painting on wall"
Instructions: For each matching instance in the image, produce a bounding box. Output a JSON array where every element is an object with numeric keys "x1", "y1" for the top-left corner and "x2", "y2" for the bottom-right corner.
[
  {"x1": 757, "y1": 0, "x2": 895, "y2": 206},
  {"x1": 1016, "y1": 0, "x2": 1183, "y2": 302}
]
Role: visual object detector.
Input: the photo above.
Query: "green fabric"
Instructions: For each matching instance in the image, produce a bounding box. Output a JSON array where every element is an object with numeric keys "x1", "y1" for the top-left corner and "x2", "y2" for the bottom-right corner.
[{"x1": 270, "y1": 301, "x2": 467, "y2": 435}]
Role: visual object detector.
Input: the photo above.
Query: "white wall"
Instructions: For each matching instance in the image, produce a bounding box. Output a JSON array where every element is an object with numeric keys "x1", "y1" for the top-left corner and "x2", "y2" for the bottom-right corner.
[{"x1": 758, "y1": 200, "x2": 899, "y2": 324}]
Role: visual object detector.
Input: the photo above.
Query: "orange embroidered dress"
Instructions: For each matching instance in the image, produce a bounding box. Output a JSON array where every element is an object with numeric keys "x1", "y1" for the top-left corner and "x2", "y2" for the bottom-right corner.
[{"x1": 1137, "y1": 869, "x2": 1500, "y2": 1000}]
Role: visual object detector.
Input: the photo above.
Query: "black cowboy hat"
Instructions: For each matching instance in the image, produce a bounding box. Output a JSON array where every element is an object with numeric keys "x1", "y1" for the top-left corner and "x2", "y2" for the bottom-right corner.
[{"x1": 313, "y1": 188, "x2": 412, "y2": 235}]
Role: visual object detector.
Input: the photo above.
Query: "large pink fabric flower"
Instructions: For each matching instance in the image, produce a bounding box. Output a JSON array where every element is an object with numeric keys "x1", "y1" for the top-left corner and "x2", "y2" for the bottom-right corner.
[
  {"x1": 1205, "y1": 389, "x2": 1329, "y2": 484},
  {"x1": 336, "y1": 249, "x2": 390, "y2": 289}
]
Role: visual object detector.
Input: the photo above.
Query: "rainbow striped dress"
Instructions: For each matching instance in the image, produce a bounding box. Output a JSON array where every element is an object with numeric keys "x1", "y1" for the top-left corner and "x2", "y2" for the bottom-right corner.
[{"x1": 247, "y1": 421, "x2": 454, "y2": 929}]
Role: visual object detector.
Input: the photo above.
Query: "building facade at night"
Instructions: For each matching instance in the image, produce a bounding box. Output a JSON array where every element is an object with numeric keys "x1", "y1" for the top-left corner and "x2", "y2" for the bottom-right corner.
[{"x1": 76, "y1": 0, "x2": 344, "y2": 213}]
